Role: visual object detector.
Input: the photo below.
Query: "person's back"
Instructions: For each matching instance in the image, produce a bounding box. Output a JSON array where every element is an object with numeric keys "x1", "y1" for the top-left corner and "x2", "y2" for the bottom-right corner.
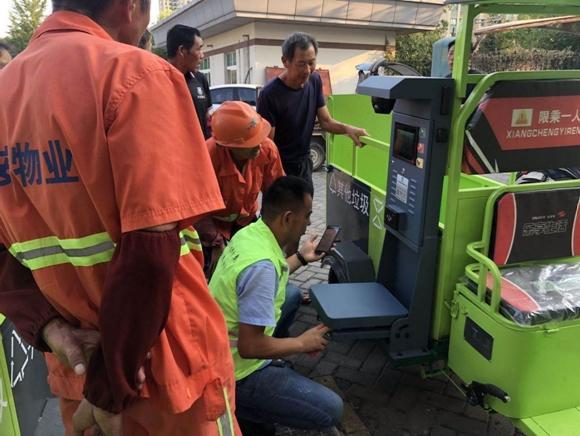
[{"x1": 0, "y1": 9, "x2": 236, "y2": 434}]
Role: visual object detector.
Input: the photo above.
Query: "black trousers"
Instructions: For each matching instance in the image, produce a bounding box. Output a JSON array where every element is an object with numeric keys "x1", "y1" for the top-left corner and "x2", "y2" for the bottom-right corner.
[{"x1": 282, "y1": 157, "x2": 314, "y2": 193}]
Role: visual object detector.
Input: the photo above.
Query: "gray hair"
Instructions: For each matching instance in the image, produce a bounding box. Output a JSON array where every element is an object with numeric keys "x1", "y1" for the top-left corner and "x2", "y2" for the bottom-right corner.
[{"x1": 282, "y1": 32, "x2": 318, "y2": 62}]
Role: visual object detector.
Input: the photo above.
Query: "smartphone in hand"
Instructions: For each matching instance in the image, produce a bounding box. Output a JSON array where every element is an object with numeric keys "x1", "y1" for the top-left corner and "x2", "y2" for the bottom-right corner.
[{"x1": 315, "y1": 225, "x2": 341, "y2": 254}]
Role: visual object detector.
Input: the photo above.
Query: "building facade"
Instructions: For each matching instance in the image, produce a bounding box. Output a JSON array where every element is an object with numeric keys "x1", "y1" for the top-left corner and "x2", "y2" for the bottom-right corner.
[{"x1": 151, "y1": 0, "x2": 444, "y2": 94}]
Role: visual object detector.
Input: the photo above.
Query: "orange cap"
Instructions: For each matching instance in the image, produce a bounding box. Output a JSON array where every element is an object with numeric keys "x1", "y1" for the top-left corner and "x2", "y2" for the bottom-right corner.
[{"x1": 211, "y1": 101, "x2": 271, "y2": 148}]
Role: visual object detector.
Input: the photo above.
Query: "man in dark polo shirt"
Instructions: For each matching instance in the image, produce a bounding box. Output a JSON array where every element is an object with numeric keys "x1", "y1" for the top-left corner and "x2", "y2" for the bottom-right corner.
[
  {"x1": 257, "y1": 32, "x2": 367, "y2": 190},
  {"x1": 167, "y1": 25, "x2": 212, "y2": 139}
]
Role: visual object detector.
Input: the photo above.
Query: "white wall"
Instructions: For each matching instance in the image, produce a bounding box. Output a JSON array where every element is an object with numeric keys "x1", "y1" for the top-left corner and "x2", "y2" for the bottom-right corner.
[
  {"x1": 258, "y1": 22, "x2": 389, "y2": 93},
  {"x1": 206, "y1": 21, "x2": 391, "y2": 94},
  {"x1": 210, "y1": 52, "x2": 226, "y2": 86},
  {"x1": 320, "y1": 49, "x2": 386, "y2": 94},
  {"x1": 252, "y1": 45, "x2": 384, "y2": 94},
  {"x1": 202, "y1": 20, "x2": 398, "y2": 93}
]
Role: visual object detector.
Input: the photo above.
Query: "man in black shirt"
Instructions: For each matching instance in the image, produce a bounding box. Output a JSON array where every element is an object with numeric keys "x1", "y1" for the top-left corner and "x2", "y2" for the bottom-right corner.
[
  {"x1": 167, "y1": 25, "x2": 212, "y2": 139},
  {"x1": 257, "y1": 32, "x2": 367, "y2": 190}
]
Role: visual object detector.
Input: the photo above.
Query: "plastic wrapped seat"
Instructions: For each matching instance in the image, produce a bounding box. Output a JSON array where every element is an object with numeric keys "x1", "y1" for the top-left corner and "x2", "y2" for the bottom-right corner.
[
  {"x1": 467, "y1": 263, "x2": 580, "y2": 325},
  {"x1": 466, "y1": 187, "x2": 580, "y2": 325}
]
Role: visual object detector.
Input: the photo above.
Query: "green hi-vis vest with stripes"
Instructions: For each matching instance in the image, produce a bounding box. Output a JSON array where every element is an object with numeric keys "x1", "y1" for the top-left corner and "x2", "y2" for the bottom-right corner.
[
  {"x1": 8, "y1": 228, "x2": 202, "y2": 270},
  {"x1": 209, "y1": 219, "x2": 288, "y2": 381}
]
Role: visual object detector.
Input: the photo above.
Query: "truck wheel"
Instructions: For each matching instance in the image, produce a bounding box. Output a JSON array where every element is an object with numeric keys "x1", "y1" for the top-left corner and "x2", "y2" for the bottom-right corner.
[{"x1": 310, "y1": 138, "x2": 326, "y2": 171}]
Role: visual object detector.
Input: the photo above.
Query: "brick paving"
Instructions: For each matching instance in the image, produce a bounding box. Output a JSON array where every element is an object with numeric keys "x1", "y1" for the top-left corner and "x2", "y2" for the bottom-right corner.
[
  {"x1": 34, "y1": 170, "x2": 518, "y2": 436},
  {"x1": 279, "y1": 170, "x2": 517, "y2": 436}
]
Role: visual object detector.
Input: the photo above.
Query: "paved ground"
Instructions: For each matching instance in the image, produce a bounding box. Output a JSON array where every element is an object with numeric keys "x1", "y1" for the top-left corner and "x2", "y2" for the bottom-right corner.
[{"x1": 34, "y1": 170, "x2": 517, "y2": 436}]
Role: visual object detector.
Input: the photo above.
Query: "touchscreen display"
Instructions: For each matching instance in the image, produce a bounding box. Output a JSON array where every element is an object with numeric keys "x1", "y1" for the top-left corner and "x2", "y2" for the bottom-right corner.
[{"x1": 393, "y1": 123, "x2": 419, "y2": 164}]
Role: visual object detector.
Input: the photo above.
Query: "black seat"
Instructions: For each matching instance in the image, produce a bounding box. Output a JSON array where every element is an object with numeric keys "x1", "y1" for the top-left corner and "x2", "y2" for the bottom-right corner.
[
  {"x1": 468, "y1": 263, "x2": 580, "y2": 326},
  {"x1": 311, "y1": 282, "x2": 408, "y2": 331},
  {"x1": 468, "y1": 187, "x2": 580, "y2": 325}
]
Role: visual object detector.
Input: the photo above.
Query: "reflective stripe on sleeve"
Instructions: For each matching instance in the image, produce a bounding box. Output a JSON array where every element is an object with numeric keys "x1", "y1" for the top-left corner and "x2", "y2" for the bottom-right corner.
[
  {"x1": 181, "y1": 228, "x2": 202, "y2": 252},
  {"x1": 9, "y1": 229, "x2": 201, "y2": 270},
  {"x1": 8, "y1": 232, "x2": 115, "y2": 270}
]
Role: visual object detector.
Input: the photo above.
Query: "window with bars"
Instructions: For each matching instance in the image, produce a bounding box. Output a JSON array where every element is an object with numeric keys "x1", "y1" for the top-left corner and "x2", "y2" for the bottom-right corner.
[
  {"x1": 200, "y1": 58, "x2": 211, "y2": 85},
  {"x1": 225, "y1": 51, "x2": 237, "y2": 84}
]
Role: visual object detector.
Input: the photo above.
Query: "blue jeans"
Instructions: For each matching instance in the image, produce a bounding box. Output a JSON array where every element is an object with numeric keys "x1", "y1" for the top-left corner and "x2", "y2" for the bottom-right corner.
[
  {"x1": 236, "y1": 364, "x2": 343, "y2": 429},
  {"x1": 273, "y1": 283, "x2": 301, "y2": 338}
]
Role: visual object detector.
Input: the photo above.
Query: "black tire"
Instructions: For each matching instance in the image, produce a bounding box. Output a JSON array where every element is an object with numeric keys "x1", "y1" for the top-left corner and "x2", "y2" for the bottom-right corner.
[{"x1": 310, "y1": 137, "x2": 326, "y2": 171}]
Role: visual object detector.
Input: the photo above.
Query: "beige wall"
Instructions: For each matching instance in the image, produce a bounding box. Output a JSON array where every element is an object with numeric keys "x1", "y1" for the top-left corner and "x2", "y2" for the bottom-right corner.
[{"x1": 203, "y1": 23, "x2": 256, "y2": 50}]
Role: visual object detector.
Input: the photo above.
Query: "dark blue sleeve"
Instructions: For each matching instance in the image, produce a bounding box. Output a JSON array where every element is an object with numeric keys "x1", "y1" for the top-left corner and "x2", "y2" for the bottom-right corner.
[
  {"x1": 257, "y1": 86, "x2": 276, "y2": 127},
  {"x1": 315, "y1": 74, "x2": 325, "y2": 109}
]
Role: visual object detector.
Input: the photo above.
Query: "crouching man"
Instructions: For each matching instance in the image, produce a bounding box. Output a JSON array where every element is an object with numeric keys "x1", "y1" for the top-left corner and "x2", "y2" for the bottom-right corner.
[{"x1": 209, "y1": 176, "x2": 343, "y2": 434}]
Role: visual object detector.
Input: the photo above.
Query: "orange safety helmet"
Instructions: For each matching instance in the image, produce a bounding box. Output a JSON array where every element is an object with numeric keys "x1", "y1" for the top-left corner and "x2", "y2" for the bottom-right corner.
[{"x1": 211, "y1": 101, "x2": 271, "y2": 148}]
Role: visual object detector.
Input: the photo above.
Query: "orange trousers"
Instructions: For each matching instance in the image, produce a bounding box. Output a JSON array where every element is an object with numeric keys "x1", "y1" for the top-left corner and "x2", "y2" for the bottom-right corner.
[{"x1": 59, "y1": 387, "x2": 241, "y2": 436}]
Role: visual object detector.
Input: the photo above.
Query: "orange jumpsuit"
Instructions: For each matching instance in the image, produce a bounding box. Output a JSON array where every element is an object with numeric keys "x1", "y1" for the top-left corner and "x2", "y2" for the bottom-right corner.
[
  {"x1": 201, "y1": 137, "x2": 285, "y2": 244},
  {"x1": 0, "y1": 11, "x2": 238, "y2": 435}
]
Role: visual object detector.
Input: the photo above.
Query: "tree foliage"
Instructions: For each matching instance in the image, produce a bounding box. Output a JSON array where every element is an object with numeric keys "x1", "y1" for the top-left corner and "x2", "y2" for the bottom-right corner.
[
  {"x1": 158, "y1": 8, "x2": 173, "y2": 21},
  {"x1": 473, "y1": 48, "x2": 579, "y2": 72},
  {"x1": 478, "y1": 27, "x2": 580, "y2": 53},
  {"x1": 153, "y1": 46, "x2": 168, "y2": 59},
  {"x1": 389, "y1": 23, "x2": 447, "y2": 76},
  {"x1": 7, "y1": 0, "x2": 47, "y2": 54}
]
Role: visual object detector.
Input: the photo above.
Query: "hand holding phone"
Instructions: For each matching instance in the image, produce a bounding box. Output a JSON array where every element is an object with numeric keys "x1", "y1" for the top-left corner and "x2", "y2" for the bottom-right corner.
[{"x1": 315, "y1": 225, "x2": 341, "y2": 254}]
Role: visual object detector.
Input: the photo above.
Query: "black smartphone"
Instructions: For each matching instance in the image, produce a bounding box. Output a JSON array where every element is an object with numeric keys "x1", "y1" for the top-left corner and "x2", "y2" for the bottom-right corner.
[{"x1": 315, "y1": 225, "x2": 341, "y2": 254}]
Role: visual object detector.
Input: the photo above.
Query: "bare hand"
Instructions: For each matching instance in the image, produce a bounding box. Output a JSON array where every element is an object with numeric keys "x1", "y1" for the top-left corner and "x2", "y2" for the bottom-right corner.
[
  {"x1": 42, "y1": 318, "x2": 148, "y2": 389},
  {"x1": 299, "y1": 235, "x2": 325, "y2": 263},
  {"x1": 42, "y1": 318, "x2": 100, "y2": 375},
  {"x1": 299, "y1": 324, "x2": 330, "y2": 353},
  {"x1": 346, "y1": 126, "x2": 368, "y2": 148},
  {"x1": 72, "y1": 398, "x2": 122, "y2": 436}
]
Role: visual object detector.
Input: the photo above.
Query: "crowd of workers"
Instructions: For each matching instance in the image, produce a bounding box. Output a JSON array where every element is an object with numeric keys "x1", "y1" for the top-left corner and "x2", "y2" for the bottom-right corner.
[{"x1": 0, "y1": 0, "x2": 368, "y2": 435}]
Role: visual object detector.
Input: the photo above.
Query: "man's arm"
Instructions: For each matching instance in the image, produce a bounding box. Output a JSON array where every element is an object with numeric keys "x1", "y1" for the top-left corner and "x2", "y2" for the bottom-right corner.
[
  {"x1": 235, "y1": 260, "x2": 329, "y2": 360},
  {"x1": 257, "y1": 88, "x2": 276, "y2": 141},
  {"x1": 0, "y1": 245, "x2": 61, "y2": 350},
  {"x1": 0, "y1": 245, "x2": 100, "y2": 374},
  {"x1": 79, "y1": 66, "x2": 224, "y2": 421},
  {"x1": 238, "y1": 323, "x2": 328, "y2": 359},
  {"x1": 83, "y1": 223, "x2": 180, "y2": 414},
  {"x1": 316, "y1": 105, "x2": 368, "y2": 147},
  {"x1": 286, "y1": 235, "x2": 324, "y2": 274}
]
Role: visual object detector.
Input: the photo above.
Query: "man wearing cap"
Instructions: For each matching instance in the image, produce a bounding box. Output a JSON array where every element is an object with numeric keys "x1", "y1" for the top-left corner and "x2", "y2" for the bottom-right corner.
[{"x1": 197, "y1": 101, "x2": 285, "y2": 277}]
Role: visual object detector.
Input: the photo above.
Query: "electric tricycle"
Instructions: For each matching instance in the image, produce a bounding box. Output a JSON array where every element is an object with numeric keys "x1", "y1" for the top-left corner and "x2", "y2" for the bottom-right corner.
[{"x1": 310, "y1": 1, "x2": 580, "y2": 434}]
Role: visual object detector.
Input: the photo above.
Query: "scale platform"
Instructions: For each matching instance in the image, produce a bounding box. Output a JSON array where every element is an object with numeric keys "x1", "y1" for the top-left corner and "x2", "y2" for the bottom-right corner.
[{"x1": 311, "y1": 282, "x2": 408, "y2": 330}]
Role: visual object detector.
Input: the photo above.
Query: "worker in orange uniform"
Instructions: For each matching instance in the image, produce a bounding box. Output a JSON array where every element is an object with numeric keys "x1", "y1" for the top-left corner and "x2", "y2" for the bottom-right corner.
[
  {"x1": 197, "y1": 101, "x2": 285, "y2": 277},
  {"x1": 0, "y1": 0, "x2": 239, "y2": 435}
]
